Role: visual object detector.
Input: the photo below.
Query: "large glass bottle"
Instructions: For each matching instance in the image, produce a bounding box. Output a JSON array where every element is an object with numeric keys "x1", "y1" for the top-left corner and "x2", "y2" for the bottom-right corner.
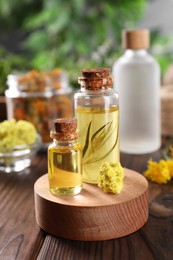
[
  {"x1": 112, "y1": 29, "x2": 161, "y2": 154},
  {"x1": 74, "y1": 68, "x2": 120, "y2": 184},
  {"x1": 48, "y1": 118, "x2": 82, "y2": 196}
]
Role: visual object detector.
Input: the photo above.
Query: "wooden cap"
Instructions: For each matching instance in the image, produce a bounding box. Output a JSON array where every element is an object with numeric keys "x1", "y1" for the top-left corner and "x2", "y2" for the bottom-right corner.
[
  {"x1": 53, "y1": 118, "x2": 77, "y2": 133},
  {"x1": 78, "y1": 68, "x2": 113, "y2": 90},
  {"x1": 50, "y1": 118, "x2": 79, "y2": 140},
  {"x1": 81, "y1": 68, "x2": 110, "y2": 78},
  {"x1": 122, "y1": 29, "x2": 150, "y2": 50}
]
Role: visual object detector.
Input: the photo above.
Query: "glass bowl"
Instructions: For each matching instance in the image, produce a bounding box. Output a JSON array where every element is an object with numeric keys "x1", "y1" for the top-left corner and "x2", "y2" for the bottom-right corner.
[{"x1": 0, "y1": 135, "x2": 41, "y2": 173}]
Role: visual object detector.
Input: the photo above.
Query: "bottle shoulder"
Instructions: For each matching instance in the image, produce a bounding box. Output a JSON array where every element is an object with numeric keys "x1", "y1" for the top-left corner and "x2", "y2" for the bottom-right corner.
[
  {"x1": 113, "y1": 50, "x2": 159, "y2": 67},
  {"x1": 74, "y1": 88, "x2": 119, "y2": 109},
  {"x1": 48, "y1": 140, "x2": 80, "y2": 150},
  {"x1": 74, "y1": 88, "x2": 118, "y2": 97}
]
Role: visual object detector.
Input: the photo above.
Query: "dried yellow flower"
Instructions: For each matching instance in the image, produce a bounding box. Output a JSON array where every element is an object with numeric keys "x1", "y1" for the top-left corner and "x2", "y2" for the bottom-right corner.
[
  {"x1": 0, "y1": 119, "x2": 37, "y2": 150},
  {"x1": 144, "y1": 159, "x2": 172, "y2": 184},
  {"x1": 98, "y1": 162, "x2": 124, "y2": 194},
  {"x1": 166, "y1": 160, "x2": 173, "y2": 178}
]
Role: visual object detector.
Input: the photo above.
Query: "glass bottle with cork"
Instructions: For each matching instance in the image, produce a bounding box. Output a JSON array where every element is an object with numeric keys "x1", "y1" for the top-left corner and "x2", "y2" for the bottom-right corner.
[
  {"x1": 74, "y1": 68, "x2": 120, "y2": 184},
  {"x1": 48, "y1": 117, "x2": 82, "y2": 196}
]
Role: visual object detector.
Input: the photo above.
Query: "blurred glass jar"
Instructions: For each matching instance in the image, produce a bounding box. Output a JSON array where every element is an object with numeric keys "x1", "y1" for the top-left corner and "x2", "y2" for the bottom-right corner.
[
  {"x1": 0, "y1": 134, "x2": 41, "y2": 173},
  {"x1": 5, "y1": 69, "x2": 74, "y2": 148}
]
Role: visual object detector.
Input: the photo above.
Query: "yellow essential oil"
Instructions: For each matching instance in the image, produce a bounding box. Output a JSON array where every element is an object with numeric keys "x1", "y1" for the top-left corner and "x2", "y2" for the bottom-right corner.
[
  {"x1": 76, "y1": 106, "x2": 119, "y2": 183},
  {"x1": 48, "y1": 118, "x2": 82, "y2": 196}
]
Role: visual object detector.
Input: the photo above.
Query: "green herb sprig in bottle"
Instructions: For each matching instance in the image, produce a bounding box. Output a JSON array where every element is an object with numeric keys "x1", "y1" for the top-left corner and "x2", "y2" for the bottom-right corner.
[
  {"x1": 74, "y1": 68, "x2": 120, "y2": 184},
  {"x1": 48, "y1": 118, "x2": 82, "y2": 195}
]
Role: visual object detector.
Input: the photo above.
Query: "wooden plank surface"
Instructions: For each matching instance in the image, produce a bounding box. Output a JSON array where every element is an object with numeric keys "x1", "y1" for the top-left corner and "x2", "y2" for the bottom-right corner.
[
  {"x1": 0, "y1": 153, "x2": 46, "y2": 259},
  {"x1": 0, "y1": 141, "x2": 173, "y2": 259}
]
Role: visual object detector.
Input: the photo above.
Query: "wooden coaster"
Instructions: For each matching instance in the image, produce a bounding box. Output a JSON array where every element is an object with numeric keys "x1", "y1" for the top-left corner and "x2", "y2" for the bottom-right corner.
[{"x1": 34, "y1": 169, "x2": 148, "y2": 241}]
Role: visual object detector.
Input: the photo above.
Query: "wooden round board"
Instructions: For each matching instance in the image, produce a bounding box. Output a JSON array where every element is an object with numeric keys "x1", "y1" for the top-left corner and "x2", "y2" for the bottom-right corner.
[{"x1": 34, "y1": 168, "x2": 148, "y2": 241}]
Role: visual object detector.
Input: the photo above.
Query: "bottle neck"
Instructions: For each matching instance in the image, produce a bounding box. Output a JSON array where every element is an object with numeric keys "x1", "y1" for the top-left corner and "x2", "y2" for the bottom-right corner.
[
  {"x1": 80, "y1": 87, "x2": 113, "y2": 94},
  {"x1": 53, "y1": 139, "x2": 78, "y2": 147},
  {"x1": 124, "y1": 49, "x2": 148, "y2": 57}
]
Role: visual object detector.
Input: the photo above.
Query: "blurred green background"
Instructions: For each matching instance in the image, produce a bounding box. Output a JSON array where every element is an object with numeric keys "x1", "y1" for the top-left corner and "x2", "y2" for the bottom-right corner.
[{"x1": 0, "y1": 0, "x2": 173, "y2": 93}]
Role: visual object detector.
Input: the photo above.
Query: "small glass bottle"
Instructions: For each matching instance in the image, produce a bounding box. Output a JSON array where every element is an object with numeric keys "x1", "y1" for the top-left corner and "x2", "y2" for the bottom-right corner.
[
  {"x1": 112, "y1": 29, "x2": 161, "y2": 154},
  {"x1": 74, "y1": 68, "x2": 120, "y2": 184},
  {"x1": 48, "y1": 117, "x2": 82, "y2": 196}
]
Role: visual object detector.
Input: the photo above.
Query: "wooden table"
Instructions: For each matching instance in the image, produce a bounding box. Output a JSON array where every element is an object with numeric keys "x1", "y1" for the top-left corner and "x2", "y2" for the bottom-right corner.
[{"x1": 0, "y1": 142, "x2": 173, "y2": 260}]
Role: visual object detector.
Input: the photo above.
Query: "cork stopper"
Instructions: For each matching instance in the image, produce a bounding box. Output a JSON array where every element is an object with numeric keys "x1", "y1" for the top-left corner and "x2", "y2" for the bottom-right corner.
[
  {"x1": 122, "y1": 29, "x2": 150, "y2": 50},
  {"x1": 78, "y1": 68, "x2": 113, "y2": 90},
  {"x1": 50, "y1": 118, "x2": 79, "y2": 141}
]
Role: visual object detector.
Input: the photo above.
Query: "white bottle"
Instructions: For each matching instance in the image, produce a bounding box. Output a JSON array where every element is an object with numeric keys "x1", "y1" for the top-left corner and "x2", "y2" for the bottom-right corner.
[{"x1": 112, "y1": 29, "x2": 161, "y2": 154}]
